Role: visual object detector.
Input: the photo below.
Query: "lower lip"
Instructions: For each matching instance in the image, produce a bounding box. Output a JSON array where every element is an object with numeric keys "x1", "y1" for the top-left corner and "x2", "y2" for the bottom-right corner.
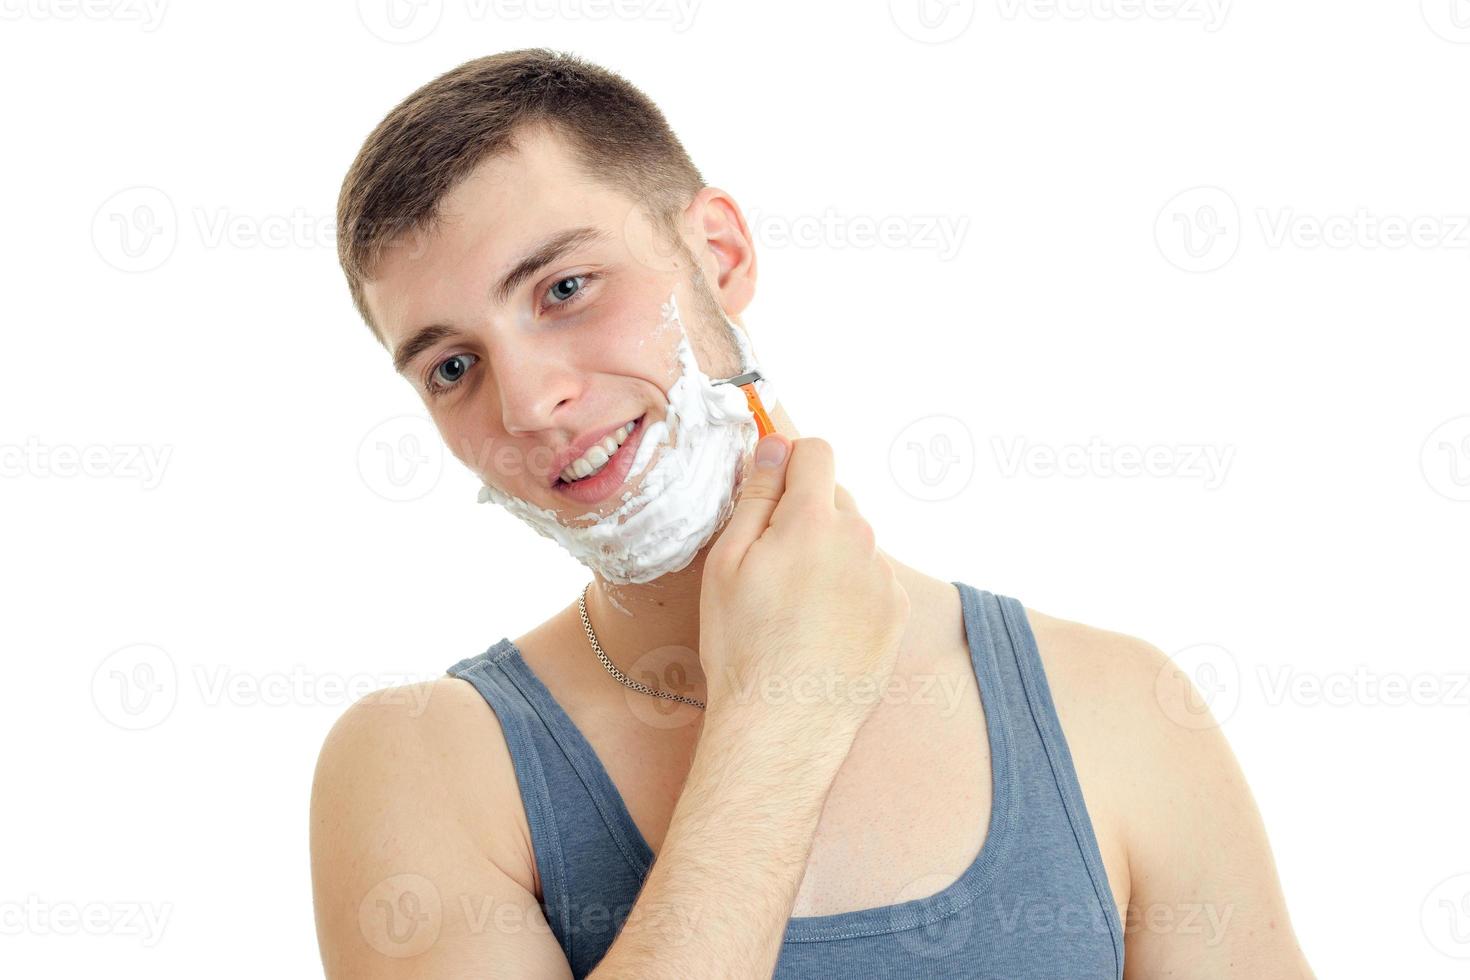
[{"x1": 551, "y1": 414, "x2": 649, "y2": 506}]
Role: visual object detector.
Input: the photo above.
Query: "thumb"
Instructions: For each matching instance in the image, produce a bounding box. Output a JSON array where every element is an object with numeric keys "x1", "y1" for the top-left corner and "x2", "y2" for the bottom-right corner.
[{"x1": 713, "y1": 434, "x2": 791, "y2": 565}]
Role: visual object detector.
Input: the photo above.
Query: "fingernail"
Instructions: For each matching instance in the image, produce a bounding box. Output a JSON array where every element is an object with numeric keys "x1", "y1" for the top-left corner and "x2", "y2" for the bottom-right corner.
[{"x1": 756, "y1": 436, "x2": 787, "y2": 469}]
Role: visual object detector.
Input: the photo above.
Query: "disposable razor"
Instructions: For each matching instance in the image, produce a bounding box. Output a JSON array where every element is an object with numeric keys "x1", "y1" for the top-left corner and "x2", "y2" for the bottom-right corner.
[{"x1": 711, "y1": 370, "x2": 776, "y2": 438}]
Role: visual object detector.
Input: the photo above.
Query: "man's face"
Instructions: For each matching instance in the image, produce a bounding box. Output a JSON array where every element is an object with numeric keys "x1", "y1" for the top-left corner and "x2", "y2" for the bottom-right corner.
[{"x1": 364, "y1": 126, "x2": 746, "y2": 520}]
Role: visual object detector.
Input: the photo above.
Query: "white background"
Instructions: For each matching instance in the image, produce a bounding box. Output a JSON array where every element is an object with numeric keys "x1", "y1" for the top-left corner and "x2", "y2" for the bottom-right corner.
[{"x1": 2, "y1": 1, "x2": 1467, "y2": 976}]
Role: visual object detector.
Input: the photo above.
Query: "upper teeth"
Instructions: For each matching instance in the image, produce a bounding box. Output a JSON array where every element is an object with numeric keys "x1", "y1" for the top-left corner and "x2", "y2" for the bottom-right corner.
[{"x1": 561, "y1": 421, "x2": 636, "y2": 483}]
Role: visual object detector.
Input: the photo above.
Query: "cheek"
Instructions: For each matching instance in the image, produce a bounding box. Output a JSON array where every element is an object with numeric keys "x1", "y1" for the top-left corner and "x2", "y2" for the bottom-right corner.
[
  {"x1": 581, "y1": 290, "x2": 686, "y2": 395},
  {"x1": 442, "y1": 410, "x2": 561, "y2": 489},
  {"x1": 434, "y1": 408, "x2": 492, "y2": 475}
]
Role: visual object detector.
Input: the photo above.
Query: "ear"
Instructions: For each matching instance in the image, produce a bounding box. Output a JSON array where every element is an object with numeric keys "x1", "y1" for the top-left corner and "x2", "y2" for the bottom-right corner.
[{"x1": 682, "y1": 187, "x2": 757, "y2": 316}]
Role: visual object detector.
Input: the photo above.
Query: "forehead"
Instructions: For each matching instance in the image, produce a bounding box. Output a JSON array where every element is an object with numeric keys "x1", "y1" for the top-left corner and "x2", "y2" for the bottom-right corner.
[{"x1": 364, "y1": 126, "x2": 633, "y2": 341}]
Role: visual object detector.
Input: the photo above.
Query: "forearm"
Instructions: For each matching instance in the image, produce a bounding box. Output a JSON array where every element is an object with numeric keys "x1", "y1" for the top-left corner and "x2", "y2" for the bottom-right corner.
[{"x1": 590, "y1": 704, "x2": 853, "y2": 979}]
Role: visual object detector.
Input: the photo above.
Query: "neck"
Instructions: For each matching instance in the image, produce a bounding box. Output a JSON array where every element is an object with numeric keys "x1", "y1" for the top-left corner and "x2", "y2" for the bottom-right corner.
[
  {"x1": 564, "y1": 408, "x2": 942, "y2": 707},
  {"x1": 577, "y1": 535, "x2": 933, "y2": 709},
  {"x1": 585, "y1": 547, "x2": 712, "y2": 683}
]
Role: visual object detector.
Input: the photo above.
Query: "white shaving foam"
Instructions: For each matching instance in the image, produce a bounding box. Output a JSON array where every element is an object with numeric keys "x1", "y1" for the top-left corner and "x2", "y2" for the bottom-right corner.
[{"x1": 476, "y1": 291, "x2": 776, "y2": 585}]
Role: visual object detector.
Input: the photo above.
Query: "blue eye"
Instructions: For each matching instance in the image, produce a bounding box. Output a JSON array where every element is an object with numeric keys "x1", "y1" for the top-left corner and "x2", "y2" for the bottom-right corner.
[
  {"x1": 427, "y1": 352, "x2": 477, "y2": 395},
  {"x1": 548, "y1": 275, "x2": 584, "y2": 304}
]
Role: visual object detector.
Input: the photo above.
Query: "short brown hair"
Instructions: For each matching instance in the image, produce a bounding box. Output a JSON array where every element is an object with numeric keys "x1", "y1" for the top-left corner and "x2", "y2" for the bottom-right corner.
[{"x1": 336, "y1": 48, "x2": 706, "y2": 342}]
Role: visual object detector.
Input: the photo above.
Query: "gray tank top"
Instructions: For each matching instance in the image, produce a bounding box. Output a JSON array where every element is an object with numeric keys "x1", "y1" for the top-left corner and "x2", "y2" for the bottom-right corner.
[{"x1": 446, "y1": 582, "x2": 1124, "y2": 977}]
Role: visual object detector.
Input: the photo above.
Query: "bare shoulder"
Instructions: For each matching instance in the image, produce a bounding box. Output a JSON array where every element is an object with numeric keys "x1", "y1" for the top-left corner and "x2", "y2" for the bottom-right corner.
[
  {"x1": 310, "y1": 677, "x2": 535, "y2": 891},
  {"x1": 1021, "y1": 604, "x2": 1170, "y2": 694},
  {"x1": 1016, "y1": 602, "x2": 1229, "y2": 850},
  {"x1": 1018, "y1": 605, "x2": 1316, "y2": 977},
  {"x1": 1008, "y1": 605, "x2": 1170, "y2": 913},
  {"x1": 1018, "y1": 603, "x2": 1225, "y2": 767},
  {"x1": 309, "y1": 677, "x2": 570, "y2": 977},
  {"x1": 1017, "y1": 601, "x2": 1249, "y2": 826},
  {"x1": 1019, "y1": 608, "x2": 1174, "y2": 787}
]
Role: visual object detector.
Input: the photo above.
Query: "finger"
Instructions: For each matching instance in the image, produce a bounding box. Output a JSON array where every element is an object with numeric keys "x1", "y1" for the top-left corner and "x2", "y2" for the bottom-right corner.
[
  {"x1": 775, "y1": 437, "x2": 834, "y2": 514},
  {"x1": 712, "y1": 433, "x2": 791, "y2": 565}
]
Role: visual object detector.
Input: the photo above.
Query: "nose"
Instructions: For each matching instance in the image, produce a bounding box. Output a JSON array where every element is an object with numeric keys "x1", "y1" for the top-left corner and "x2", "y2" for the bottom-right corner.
[{"x1": 495, "y1": 345, "x2": 583, "y2": 437}]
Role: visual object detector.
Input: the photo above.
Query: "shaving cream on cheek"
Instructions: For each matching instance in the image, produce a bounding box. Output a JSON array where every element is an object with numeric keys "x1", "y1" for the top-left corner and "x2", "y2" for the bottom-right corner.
[
  {"x1": 476, "y1": 290, "x2": 763, "y2": 585},
  {"x1": 718, "y1": 307, "x2": 779, "y2": 417}
]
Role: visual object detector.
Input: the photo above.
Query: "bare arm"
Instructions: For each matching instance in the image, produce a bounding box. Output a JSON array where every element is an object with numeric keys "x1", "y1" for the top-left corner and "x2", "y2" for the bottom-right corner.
[
  {"x1": 310, "y1": 681, "x2": 855, "y2": 979},
  {"x1": 310, "y1": 680, "x2": 575, "y2": 979},
  {"x1": 589, "y1": 701, "x2": 854, "y2": 979},
  {"x1": 1116, "y1": 639, "x2": 1317, "y2": 978}
]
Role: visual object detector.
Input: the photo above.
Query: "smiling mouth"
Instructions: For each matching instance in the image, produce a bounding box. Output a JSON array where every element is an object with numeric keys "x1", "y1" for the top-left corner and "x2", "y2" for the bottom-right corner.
[{"x1": 550, "y1": 413, "x2": 650, "y2": 505}]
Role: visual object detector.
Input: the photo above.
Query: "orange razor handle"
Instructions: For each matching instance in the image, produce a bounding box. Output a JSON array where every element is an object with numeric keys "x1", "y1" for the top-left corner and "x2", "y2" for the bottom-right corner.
[{"x1": 739, "y1": 382, "x2": 775, "y2": 438}]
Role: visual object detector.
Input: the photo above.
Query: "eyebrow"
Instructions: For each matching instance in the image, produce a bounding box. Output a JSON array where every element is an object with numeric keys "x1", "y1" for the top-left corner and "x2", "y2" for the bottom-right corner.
[
  {"x1": 392, "y1": 324, "x2": 456, "y2": 377},
  {"x1": 391, "y1": 225, "x2": 610, "y2": 377}
]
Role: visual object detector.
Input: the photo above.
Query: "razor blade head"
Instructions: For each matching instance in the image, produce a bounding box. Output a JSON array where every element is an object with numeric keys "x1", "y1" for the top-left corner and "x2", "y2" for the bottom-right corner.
[{"x1": 717, "y1": 370, "x2": 764, "y2": 387}]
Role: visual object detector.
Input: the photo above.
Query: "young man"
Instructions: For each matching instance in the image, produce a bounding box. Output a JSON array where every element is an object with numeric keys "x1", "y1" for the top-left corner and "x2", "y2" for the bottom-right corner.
[{"x1": 311, "y1": 49, "x2": 1315, "y2": 978}]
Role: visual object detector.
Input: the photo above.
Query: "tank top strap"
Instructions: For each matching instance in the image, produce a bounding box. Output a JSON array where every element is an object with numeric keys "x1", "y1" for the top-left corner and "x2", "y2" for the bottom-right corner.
[
  {"x1": 447, "y1": 640, "x2": 653, "y2": 970},
  {"x1": 445, "y1": 642, "x2": 576, "y2": 958},
  {"x1": 959, "y1": 585, "x2": 1125, "y2": 977}
]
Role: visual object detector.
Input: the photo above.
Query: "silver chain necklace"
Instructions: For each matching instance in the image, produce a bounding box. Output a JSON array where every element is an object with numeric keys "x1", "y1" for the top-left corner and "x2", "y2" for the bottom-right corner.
[{"x1": 577, "y1": 582, "x2": 706, "y2": 710}]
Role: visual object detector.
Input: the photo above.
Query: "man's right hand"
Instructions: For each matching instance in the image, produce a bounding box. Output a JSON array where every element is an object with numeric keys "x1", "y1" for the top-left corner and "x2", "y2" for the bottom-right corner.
[{"x1": 699, "y1": 434, "x2": 911, "y2": 738}]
